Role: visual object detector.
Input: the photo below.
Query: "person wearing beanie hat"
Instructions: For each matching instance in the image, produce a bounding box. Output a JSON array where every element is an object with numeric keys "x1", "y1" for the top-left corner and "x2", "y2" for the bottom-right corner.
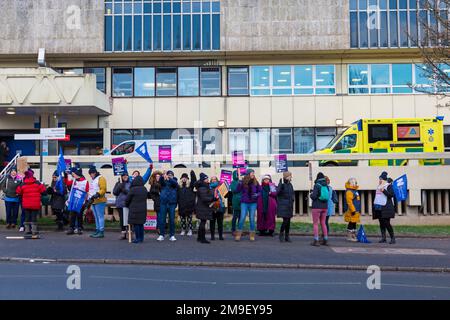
[
  {"x1": 374, "y1": 172, "x2": 396, "y2": 244},
  {"x1": 113, "y1": 171, "x2": 132, "y2": 240},
  {"x1": 310, "y1": 172, "x2": 330, "y2": 246},
  {"x1": 230, "y1": 170, "x2": 242, "y2": 236},
  {"x1": 257, "y1": 174, "x2": 277, "y2": 237},
  {"x1": 194, "y1": 174, "x2": 214, "y2": 244},
  {"x1": 178, "y1": 170, "x2": 197, "y2": 237},
  {"x1": 343, "y1": 178, "x2": 361, "y2": 242},
  {"x1": 70, "y1": 167, "x2": 83, "y2": 179},
  {"x1": 47, "y1": 170, "x2": 68, "y2": 231},
  {"x1": 157, "y1": 170, "x2": 179, "y2": 242},
  {"x1": 199, "y1": 173, "x2": 209, "y2": 182},
  {"x1": 235, "y1": 169, "x2": 261, "y2": 242},
  {"x1": 66, "y1": 167, "x2": 89, "y2": 235},
  {"x1": 88, "y1": 166, "x2": 108, "y2": 238},
  {"x1": 1, "y1": 167, "x2": 21, "y2": 229},
  {"x1": 277, "y1": 171, "x2": 295, "y2": 243}
]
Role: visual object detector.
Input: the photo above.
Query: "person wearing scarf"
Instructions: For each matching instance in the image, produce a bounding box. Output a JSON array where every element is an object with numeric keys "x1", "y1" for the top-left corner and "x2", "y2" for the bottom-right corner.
[
  {"x1": 256, "y1": 174, "x2": 277, "y2": 237},
  {"x1": 209, "y1": 176, "x2": 225, "y2": 241}
]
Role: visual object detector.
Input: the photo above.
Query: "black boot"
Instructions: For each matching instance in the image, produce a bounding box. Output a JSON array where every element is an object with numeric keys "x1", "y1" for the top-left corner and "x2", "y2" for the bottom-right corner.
[
  {"x1": 389, "y1": 237, "x2": 396, "y2": 244},
  {"x1": 379, "y1": 231, "x2": 387, "y2": 243},
  {"x1": 285, "y1": 233, "x2": 292, "y2": 243},
  {"x1": 279, "y1": 232, "x2": 285, "y2": 243},
  {"x1": 201, "y1": 229, "x2": 210, "y2": 244}
]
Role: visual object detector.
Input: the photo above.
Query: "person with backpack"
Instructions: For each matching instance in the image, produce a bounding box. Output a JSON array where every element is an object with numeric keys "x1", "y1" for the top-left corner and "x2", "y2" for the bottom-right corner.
[
  {"x1": 113, "y1": 172, "x2": 132, "y2": 240},
  {"x1": 157, "y1": 170, "x2": 178, "y2": 242},
  {"x1": 324, "y1": 176, "x2": 338, "y2": 237},
  {"x1": 87, "y1": 167, "x2": 108, "y2": 238},
  {"x1": 344, "y1": 177, "x2": 361, "y2": 242},
  {"x1": 125, "y1": 176, "x2": 149, "y2": 244},
  {"x1": 1, "y1": 167, "x2": 21, "y2": 229},
  {"x1": 373, "y1": 171, "x2": 396, "y2": 244},
  {"x1": 310, "y1": 172, "x2": 329, "y2": 246},
  {"x1": 195, "y1": 173, "x2": 216, "y2": 244},
  {"x1": 177, "y1": 171, "x2": 197, "y2": 237},
  {"x1": 230, "y1": 170, "x2": 242, "y2": 236},
  {"x1": 65, "y1": 167, "x2": 89, "y2": 235},
  {"x1": 257, "y1": 174, "x2": 278, "y2": 237},
  {"x1": 277, "y1": 171, "x2": 295, "y2": 243},
  {"x1": 15, "y1": 169, "x2": 46, "y2": 236},
  {"x1": 47, "y1": 171, "x2": 68, "y2": 231}
]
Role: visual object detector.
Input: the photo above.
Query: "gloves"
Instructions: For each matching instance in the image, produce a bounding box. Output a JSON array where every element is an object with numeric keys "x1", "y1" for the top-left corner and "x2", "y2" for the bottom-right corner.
[
  {"x1": 149, "y1": 163, "x2": 153, "y2": 170},
  {"x1": 92, "y1": 192, "x2": 100, "y2": 200},
  {"x1": 46, "y1": 187, "x2": 54, "y2": 194}
]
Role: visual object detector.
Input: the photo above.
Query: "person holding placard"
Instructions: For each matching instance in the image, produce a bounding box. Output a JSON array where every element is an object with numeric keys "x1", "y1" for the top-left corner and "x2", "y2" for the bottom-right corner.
[
  {"x1": 125, "y1": 176, "x2": 149, "y2": 244},
  {"x1": 178, "y1": 171, "x2": 197, "y2": 237},
  {"x1": 257, "y1": 174, "x2": 278, "y2": 237},
  {"x1": 65, "y1": 167, "x2": 89, "y2": 235},
  {"x1": 195, "y1": 173, "x2": 216, "y2": 244},
  {"x1": 113, "y1": 172, "x2": 132, "y2": 240},
  {"x1": 373, "y1": 171, "x2": 396, "y2": 244},
  {"x1": 149, "y1": 169, "x2": 162, "y2": 233},
  {"x1": 230, "y1": 170, "x2": 242, "y2": 237},
  {"x1": 209, "y1": 176, "x2": 226, "y2": 241}
]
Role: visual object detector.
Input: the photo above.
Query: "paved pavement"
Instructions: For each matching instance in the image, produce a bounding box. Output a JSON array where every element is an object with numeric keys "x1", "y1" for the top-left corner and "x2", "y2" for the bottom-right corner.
[
  {"x1": 1, "y1": 228, "x2": 450, "y2": 270},
  {"x1": 1, "y1": 263, "x2": 449, "y2": 300}
]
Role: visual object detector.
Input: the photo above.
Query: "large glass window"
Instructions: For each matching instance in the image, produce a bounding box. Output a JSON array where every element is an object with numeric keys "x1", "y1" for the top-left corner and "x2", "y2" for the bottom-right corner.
[
  {"x1": 156, "y1": 67, "x2": 177, "y2": 96},
  {"x1": 271, "y1": 128, "x2": 293, "y2": 154},
  {"x1": 315, "y1": 65, "x2": 336, "y2": 94},
  {"x1": 294, "y1": 65, "x2": 313, "y2": 95},
  {"x1": 84, "y1": 68, "x2": 106, "y2": 93},
  {"x1": 112, "y1": 67, "x2": 133, "y2": 97},
  {"x1": 250, "y1": 66, "x2": 270, "y2": 96},
  {"x1": 200, "y1": 67, "x2": 221, "y2": 96},
  {"x1": 294, "y1": 128, "x2": 315, "y2": 154},
  {"x1": 272, "y1": 66, "x2": 292, "y2": 95},
  {"x1": 178, "y1": 67, "x2": 199, "y2": 96},
  {"x1": 228, "y1": 67, "x2": 249, "y2": 96},
  {"x1": 134, "y1": 67, "x2": 155, "y2": 97}
]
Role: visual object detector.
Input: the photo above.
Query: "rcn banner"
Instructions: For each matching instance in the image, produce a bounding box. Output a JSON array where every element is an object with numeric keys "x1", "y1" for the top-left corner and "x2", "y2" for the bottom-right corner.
[
  {"x1": 232, "y1": 151, "x2": 245, "y2": 168},
  {"x1": 112, "y1": 157, "x2": 128, "y2": 176},
  {"x1": 144, "y1": 212, "x2": 157, "y2": 230},
  {"x1": 220, "y1": 169, "x2": 233, "y2": 185},
  {"x1": 159, "y1": 145, "x2": 172, "y2": 163},
  {"x1": 67, "y1": 188, "x2": 87, "y2": 213},
  {"x1": 136, "y1": 142, "x2": 153, "y2": 163},
  {"x1": 274, "y1": 154, "x2": 288, "y2": 173},
  {"x1": 393, "y1": 174, "x2": 408, "y2": 202}
]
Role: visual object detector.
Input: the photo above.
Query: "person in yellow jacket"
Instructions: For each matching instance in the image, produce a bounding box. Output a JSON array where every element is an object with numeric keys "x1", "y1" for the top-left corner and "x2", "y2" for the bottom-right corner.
[
  {"x1": 343, "y1": 178, "x2": 361, "y2": 242},
  {"x1": 88, "y1": 167, "x2": 107, "y2": 238}
]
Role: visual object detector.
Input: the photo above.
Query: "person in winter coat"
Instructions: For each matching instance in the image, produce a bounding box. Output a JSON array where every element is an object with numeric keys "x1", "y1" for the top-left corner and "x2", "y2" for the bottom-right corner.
[
  {"x1": 0, "y1": 141, "x2": 9, "y2": 172},
  {"x1": 195, "y1": 173, "x2": 216, "y2": 244},
  {"x1": 257, "y1": 174, "x2": 277, "y2": 237},
  {"x1": 235, "y1": 169, "x2": 261, "y2": 242},
  {"x1": 324, "y1": 176, "x2": 338, "y2": 237},
  {"x1": 148, "y1": 169, "x2": 162, "y2": 232},
  {"x1": 1, "y1": 167, "x2": 21, "y2": 229},
  {"x1": 310, "y1": 172, "x2": 329, "y2": 246},
  {"x1": 277, "y1": 171, "x2": 295, "y2": 243},
  {"x1": 65, "y1": 167, "x2": 89, "y2": 235},
  {"x1": 15, "y1": 170, "x2": 46, "y2": 236},
  {"x1": 230, "y1": 170, "x2": 242, "y2": 236},
  {"x1": 344, "y1": 177, "x2": 361, "y2": 242},
  {"x1": 177, "y1": 171, "x2": 197, "y2": 236},
  {"x1": 47, "y1": 171, "x2": 68, "y2": 231},
  {"x1": 157, "y1": 170, "x2": 179, "y2": 242},
  {"x1": 373, "y1": 171, "x2": 396, "y2": 244},
  {"x1": 87, "y1": 167, "x2": 107, "y2": 238},
  {"x1": 113, "y1": 172, "x2": 132, "y2": 240},
  {"x1": 125, "y1": 176, "x2": 149, "y2": 244},
  {"x1": 209, "y1": 176, "x2": 226, "y2": 241}
]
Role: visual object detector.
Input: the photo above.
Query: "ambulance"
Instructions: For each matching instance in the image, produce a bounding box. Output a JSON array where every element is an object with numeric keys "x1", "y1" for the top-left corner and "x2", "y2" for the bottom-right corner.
[{"x1": 315, "y1": 117, "x2": 444, "y2": 166}]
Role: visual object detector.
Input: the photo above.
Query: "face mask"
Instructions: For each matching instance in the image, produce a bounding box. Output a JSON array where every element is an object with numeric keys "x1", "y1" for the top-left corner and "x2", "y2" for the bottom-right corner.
[{"x1": 210, "y1": 182, "x2": 219, "y2": 188}]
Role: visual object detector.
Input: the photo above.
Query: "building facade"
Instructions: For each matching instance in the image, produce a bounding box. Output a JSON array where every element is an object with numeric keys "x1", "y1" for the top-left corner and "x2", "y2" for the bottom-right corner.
[{"x1": 0, "y1": 0, "x2": 449, "y2": 160}]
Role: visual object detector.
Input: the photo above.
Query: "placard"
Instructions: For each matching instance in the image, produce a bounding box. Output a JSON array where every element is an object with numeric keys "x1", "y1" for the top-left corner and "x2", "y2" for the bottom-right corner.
[
  {"x1": 144, "y1": 211, "x2": 157, "y2": 230},
  {"x1": 220, "y1": 169, "x2": 233, "y2": 185},
  {"x1": 158, "y1": 145, "x2": 172, "y2": 163},
  {"x1": 232, "y1": 151, "x2": 245, "y2": 168},
  {"x1": 274, "y1": 154, "x2": 288, "y2": 173},
  {"x1": 393, "y1": 174, "x2": 408, "y2": 202},
  {"x1": 112, "y1": 157, "x2": 128, "y2": 176}
]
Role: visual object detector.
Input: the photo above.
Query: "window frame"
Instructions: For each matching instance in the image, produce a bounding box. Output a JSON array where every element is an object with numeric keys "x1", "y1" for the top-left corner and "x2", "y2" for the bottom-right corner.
[
  {"x1": 227, "y1": 66, "x2": 250, "y2": 97},
  {"x1": 112, "y1": 66, "x2": 134, "y2": 98},
  {"x1": 368, "y1": 123, "x2": 394, "y2": 143}
]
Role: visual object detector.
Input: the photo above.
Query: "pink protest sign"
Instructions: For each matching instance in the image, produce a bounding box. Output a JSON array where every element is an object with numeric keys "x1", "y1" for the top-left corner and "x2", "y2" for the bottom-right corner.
[
  {"x1": 220, "y1": 170, "x2": 233, "y2": 185},
  {"x1": 158, "y1": 145, "x2": 172, "y2": 163},
  {"x1": 232, "y1": 151, "x2": 245, "y2": 168}
]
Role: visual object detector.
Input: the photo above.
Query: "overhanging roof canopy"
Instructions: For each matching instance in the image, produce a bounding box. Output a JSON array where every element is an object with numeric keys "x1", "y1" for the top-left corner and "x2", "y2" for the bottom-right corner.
[{"x1": 0, "y1": 67, "x2": 111, "y2": 116}]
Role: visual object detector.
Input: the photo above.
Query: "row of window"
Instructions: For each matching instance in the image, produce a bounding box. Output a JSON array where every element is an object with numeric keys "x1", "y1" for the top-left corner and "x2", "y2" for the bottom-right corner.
[
  {"x1": 111, "y1": 127, "x2": 338, "y2": 155},
  {"x1": 348, "y1": 63, "x2": 450, "y2": 94},
  {"x1": 55, "y1": 68, "x2": 106, "y2": 93},
  {"x1": 105, "y1": 0, "x2": 220, "y2": 52},
  {"x1": 350, "y1": 0, "x2": 449, "y2": 48}
]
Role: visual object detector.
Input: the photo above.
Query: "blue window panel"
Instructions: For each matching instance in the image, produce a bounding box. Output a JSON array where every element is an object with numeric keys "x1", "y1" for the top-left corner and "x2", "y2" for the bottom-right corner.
[
  {"x1": 114, "y1": 3, "x2": 123, "y2": 14},
  {"x1": 272, "y1": 89, "x2": 292, "y2": 96},
  {"x1": 183, "y1": 15, "x2": 191, "y2": 50},
  {"x1": 173, "y1": 2, "x2": 181, "y2": 13},
  {"x1": 359, "y1": 12, "x2": 368, "y2": 47},
  {"x1": 350, "y1": 12, "x2": 358, "y2": 48},
  {"x1": 124, "y1": 2, "x2": 132, "y2": 14},
  {"x1": 134, "y1": 16, "x2": 142, "y2": 51},
  {"x1": 104, "y1": 16, "x2": 113, "y2": 51},
  {"x1": 134, "y1": 67, "x2": 155, "y2": 96},
  {"x1": 359, "y1": 0, "x2": 367, "y2": 10},
  {"x1": 393, "y1": 87, "x2": 413, "y2": 93},
  {"x1": 153, "y1": 2, "x2": 162, "y2": 13},
  {"x1": 419, "y1": 10, "x2": 428, "y2": 46},
  {"x1": 370, "y1": 19, "x2": 378, "y2": 47},
  {"x1": 251, "y1": 66, "x2": 270, "y2": 88},
  {"x1": 389, "y1": 11, "x2": 398, "y2": 47},
  {"x1": 409, "y1": 0, "x2": 417, "y2": 9},
  {"x1": 350, "y1": 0, "x2": 357, "y2": 10},
  {"x1": 392, "y1": 64, "x2": 412, "y2": 85},
  {"x1": 316, "y1": 65, "x2": 335, "y2": 86},
  {"x1": 371, "y1": 64, "x2": 390, "y2": 85},
  {"x1": 134, "y1": 2, "x2": 142, "y2": 14},
  {"x1": 228, "y1": 67, "x2": 249, "y2": 96},
  {"x1": 212, "y1": 1, "x2": 220, "y2": 13},
  {"x1": 202, "y1": 14, "x2": 211, "y2": 50},
  {"x1": 173, "y1": 15, "x2": 181, "y2": 50},
  {"x1": 144, "y1": 15, "x2": 152, "y2": 50},
  {"x1": 163, "y1": 15, "x2": 172, "y2": 50},
  {"x1": 114, "y1": 16, "x2": 123, "y2": 51},
  {"x1": 440, "y1": 10, "x2": 449, "y2": 46},
  {"x1": 144, "y1": 2, "x2": 152, "y2": 13},
  {"x1": 212, "y1": 14, "x2": 220, "y2": 50},
  {"x1": 202, "y1": 1, "x2": 211, "y2": 13},
  {"x1": 193, "y1": 1, "x2": 201, "y2": 13},
  {"x1": 178, "y1": 67, "x2": 199, "y2": 96},
  {"x1": 379, "y1": 0, "x2": 388, "y2": 9},
  {"x1": 193, "y1": 15, "x2": 201, "y2": 50},
  {"x1": 316, "y1": 88, "x2": 336, "y2": 95},
  {"x1": 371, "y1": 87, "x2": 391, "y2": 94},
  {"x1": 409, "y1": 12, "x2": 418, "y2": 46},
  {"x1": 200, "y1": 67, "x2": 221, "y2": 96},
  {"x1": 414, "y1": 64, "x2": 433, "y2": 85},
  {"x1": 294, "y1": 65, "x2": 313, "y2": 87},
  {"x1": 163, "y1": 2, "x2": 171, "y2": 13},
  {"x1": 369, "y1": 0, "x2": 377, "y2": 6},
  {"x1": 251, "y1": 89, "x2": 270, "y2": 96},
  {"x1": 124, "y1": 16, "x2": 133, "y2": 51},
  {"x1": 294, "y1": 88, "x2": 314, "y2": 95},
  {"x1": 349, "y1": 64, "x2": 369, "y2": 86},
  {"x1": 380, "y1": 11, "x2": 388, "y2": 47},
  {"x1": 349, "y1": 88, "x2": 369, "y2": 94},
  {"x1": 153, "y1": 15, "x2": 162, "y2": 50},
  {"x1": 272, "y1": 66, "x2": 291, "y2": 87},
  {"x1": 399, "y1": 0, "x2": 407, "y2": 9},
  {"x1": 105, "y1": 2, "x2": 113, "y2": 15},
  {"x1": 429, "y1": 12, "x2": 438, "y2": 46},
  {"x1": 399, "y1": 11, "x2": 408, "y2": 47},
  {"x1": 112, "y1": 68, "x2": 133, "y2": 97},
  {"x1": 156, "y1": 67, "x2": 177, "y2": 96},
  {"x1": 183, "y1": 2, "x2": 191, "y2": 13},
  {"x1": 389, "y1": 0, "x2": 397, "y2": 9}
]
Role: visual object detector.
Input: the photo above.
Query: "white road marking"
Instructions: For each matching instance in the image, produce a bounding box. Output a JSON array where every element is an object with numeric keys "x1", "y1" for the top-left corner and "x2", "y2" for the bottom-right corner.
[
  {"x1": 331, "y1": 247, "x2": 445, "y2": 256},
  {"x1": 225, "y1": 282, "x2": 362, "y2": 286},
  {"x1": 382, "y1": 283, "x2": 450, "y2": 290},
  {"x1": 91, "y1": 275, "x2": 217, "y2": 285}
]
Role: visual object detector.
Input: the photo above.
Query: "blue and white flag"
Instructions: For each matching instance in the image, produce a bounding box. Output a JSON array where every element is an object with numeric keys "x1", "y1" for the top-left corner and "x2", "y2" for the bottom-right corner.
[
  {"x1": 56, "y1": 147, "x2": 66, "y2": 194},
  {"x1": 67, "y1": 188, "x2": 87, "y2": 213},
  {"x1": 393, "y1": 174, "x2": 408, "y2": 202},
  {"x1": 136, "y1": 142, "x2": 153, "y2": 163}
]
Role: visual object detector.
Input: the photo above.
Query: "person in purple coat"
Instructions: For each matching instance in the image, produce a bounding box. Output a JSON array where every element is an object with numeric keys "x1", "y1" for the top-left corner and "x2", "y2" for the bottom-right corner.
[
  {"x1": 257, "y1": 174, "x2": 278, "y2": 237},
  {"x1": 234, "y1": 169, "x2": 261, "y2": 242}
]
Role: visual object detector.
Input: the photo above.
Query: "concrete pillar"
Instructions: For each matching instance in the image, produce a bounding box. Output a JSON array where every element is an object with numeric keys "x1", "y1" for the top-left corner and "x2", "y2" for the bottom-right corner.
[
  {"x1": 361, "y1": 191, "x2": 366, "y2": 216},
  {"x1": 299, "y1": 191, "x2": 304, "y2": 216},
  {"x1": 368, "y1": 192, "x2": 373, "y2": 216},
  {"x1": 422, "y1": 190, "x2": 428, "y2": 216},
  {"x1": 437, "y1": 191, "x2": 443, "y2": 215},
  {"x1": 102, "y1": 128, "x2": 111, "y2": 155},
  {"x1": 430, "y1": 191, "x2": 435, "y2": 215},
  {"x1": 338, "y1": 191, "x2": 344, "y2": 215},
  {"x1": 444, "y1": 191, "x2": 450, "y2": 214},
  {"x1": 397, "y1": 201, "x2": 402, "y2": 216}
]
